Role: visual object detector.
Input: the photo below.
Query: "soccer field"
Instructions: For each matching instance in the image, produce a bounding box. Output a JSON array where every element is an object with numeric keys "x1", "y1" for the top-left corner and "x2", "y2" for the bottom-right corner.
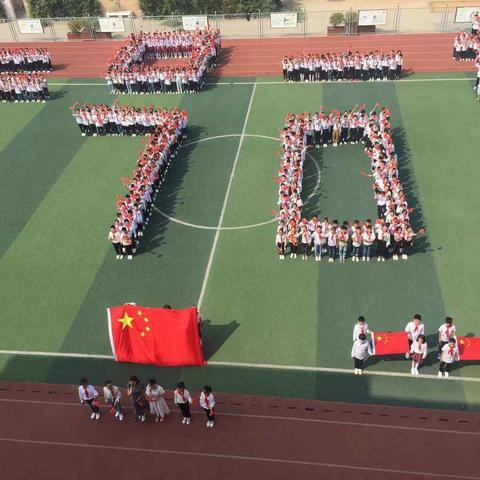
[{"x1": 1, "y1": 73, "x2": 480, "y2": 411}]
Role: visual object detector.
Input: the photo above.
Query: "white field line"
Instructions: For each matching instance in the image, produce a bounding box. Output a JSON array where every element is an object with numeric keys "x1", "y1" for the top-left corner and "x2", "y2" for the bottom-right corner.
[
  {"x1": 47, "y1": 77, "x2": 476, "y2": 87},
  {"x1": 196, "y1": 83, "x2": 257, "y2": 310},
  {"x1": 0, "y1": 349, "x2": 479, "y2": 383},
  {"x1": 0, "y1": 437, "x2": 478, "y2": 478}
]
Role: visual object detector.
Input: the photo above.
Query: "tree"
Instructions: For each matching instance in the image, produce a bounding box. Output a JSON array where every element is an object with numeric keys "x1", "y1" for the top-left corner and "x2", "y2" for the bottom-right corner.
[
  {"x1": 0, "y1": 2, "x2": 7, "y2": 19},
  {"x1": 27, "y1": 0, "x2": 101, "y2": 18}
]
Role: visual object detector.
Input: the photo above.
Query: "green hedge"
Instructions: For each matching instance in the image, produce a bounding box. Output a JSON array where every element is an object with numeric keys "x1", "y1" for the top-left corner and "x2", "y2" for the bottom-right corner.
[
  {"x1": 139, "y1": 0, "x2": 281, "y2": 16},
  {"x1": 27, "y1": 0, "x2": 101, "y2": 18}
]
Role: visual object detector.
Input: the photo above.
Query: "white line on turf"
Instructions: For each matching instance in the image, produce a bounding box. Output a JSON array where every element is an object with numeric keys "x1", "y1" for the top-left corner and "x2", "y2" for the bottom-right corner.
[
  {"x1": 0, "y1": 398, "x2": 479, "y2": 437},
  {"x1": 196, "y1": 83, "x2": 257, "y2": 310},
  {"x1": 153, "y1": 133, "x2": 320, "y2": 231},
  {"x1": 47, "y1": 77, "x2": 477, "y2": 87},
  {"x1": 0, "y1": 437, "x2": 477, "y2": 478},
  {"x1": 0, "y1": 349, "x2": 479, "y2": 383}
]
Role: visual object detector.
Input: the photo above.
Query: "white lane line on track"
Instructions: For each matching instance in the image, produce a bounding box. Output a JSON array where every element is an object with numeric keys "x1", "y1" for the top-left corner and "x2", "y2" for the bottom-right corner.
[{"x1": 0, "y1": 437, "x2": 478, "y2": 478}]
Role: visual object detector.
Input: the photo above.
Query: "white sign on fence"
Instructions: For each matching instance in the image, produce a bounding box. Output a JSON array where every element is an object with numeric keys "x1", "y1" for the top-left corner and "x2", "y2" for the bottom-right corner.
[
  {"x1": 99, "y1": 17, "x2": 125, "y2": 33},
  {"x1": 454, "y1": 7, "x2": 480, "y2": 23},
  {"x1": 182, "y1": 16, "x2": 208, "y2": 31},
  {"x1": 17, "y1": 19, "x2": 44, "y2": 34},
  {"x1": 358, "y1": 9, "x2": 387, "y2": 26},
  {"x1": 270, "y1": 12, "x2": 298, "y2": 28}
]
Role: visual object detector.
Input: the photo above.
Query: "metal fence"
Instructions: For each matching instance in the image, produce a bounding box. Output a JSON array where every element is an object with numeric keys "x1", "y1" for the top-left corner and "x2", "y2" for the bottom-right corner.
[{"x1": 0, "y1": 7, "x2": 474, "y2": 43}]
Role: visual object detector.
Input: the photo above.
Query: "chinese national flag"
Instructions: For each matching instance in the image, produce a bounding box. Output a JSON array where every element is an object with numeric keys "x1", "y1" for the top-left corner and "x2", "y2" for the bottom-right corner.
[
  {"x1": 371, "y1": 331, "x2": 409, "y2": 356},
  {"x1": 457, "y1": 336, "x2": 480, "y2": 360},
  {"x1": 107, "y1": 304, "x2": 206, "y2": 367}
]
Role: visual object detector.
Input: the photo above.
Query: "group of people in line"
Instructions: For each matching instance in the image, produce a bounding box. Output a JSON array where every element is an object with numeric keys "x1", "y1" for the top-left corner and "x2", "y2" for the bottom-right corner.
[
  {"x1": 105, "y1": 28, "x2": 221, "y2": 95},
  {"x1": 0, "y1": 47, "x2": 52, "y2": 72},
  {"x1": 105, "y1": 107, "x2": 188, "y2": 259},
  {"x1": 71, "y1": 103, "x2": 177, "y2": 137},
  {"x1": 351, "y1": 315, "x2": 460, "y2": 377},
  {"x1": 452, "y1": 32, "x2": 479, "y2": 61},
  {"x1": 79, "y1": 377, "x2": 216, "y2": 427},
  {"x1": 0, "y1": 72, "x2": 50, "y2": 103},
  {"x1": 281, "y1": 50, "x2": 404, "y2": 83},
  {"x1": 275, "y1": 104, "x2": 424, "y2": 262}
]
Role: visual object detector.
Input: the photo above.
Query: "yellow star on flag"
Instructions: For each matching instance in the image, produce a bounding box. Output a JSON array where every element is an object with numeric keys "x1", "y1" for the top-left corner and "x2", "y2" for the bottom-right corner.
[
  {"x1": 137, "y1": 310, "x2": 143, "y2": 316},
  {"x1": 460, "y1": 339, "x2": 465, "y2": 344},
  {"x1": 140, "y1": 331, "x2": 146, "y2": 337},
  {"x1": 144, "y1": 318, "x2": 149, "y2": 323},
  {"x1": 376, "y1": 336, "x2": 382, "y2": 341},
  {"x1": 118, "y1": 313, "x2": 134, "y2": 330},
  {"x1": 146, "y1": 326, "x2": 151, "y2": 332}
]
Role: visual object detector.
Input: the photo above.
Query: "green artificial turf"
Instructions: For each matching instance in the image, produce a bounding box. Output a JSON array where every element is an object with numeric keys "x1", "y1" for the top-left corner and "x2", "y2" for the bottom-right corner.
[{"x1": 0, "y1": 75, "x2": 480, "y2": 411}]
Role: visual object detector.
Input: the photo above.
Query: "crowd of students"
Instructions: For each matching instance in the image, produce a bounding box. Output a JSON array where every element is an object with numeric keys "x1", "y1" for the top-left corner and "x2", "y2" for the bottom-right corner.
[
  {"x1": 0, "y1": 47, "x2": 52, "y2": 72},
  {"x1": 71, "y1": 103, "x2": 179, "y2": 136},
  {"x1": 105, "y1": 29, "x2": 221, "y2": 95},
  {"x1": 0, "y1": 72, "x2": 50, "y2": 102},
  {"x1": 103, "y1": 107, "x2": 187, "y2": 259},
  {"x1": 275, "y1": 104, "x2": 424, "y2": 262},
  {"x1": 281, "y1": 50, "x2": 404, "y2": 82},
  {"x1": 452, "y1": 32, "x2": 479, "y2": 61},
  {"x1": 351, "y1": 315, "x2": 460, "y2": 377},
  {"x1": 79, "y1": 377, "x2": 216, "y2": 427}
]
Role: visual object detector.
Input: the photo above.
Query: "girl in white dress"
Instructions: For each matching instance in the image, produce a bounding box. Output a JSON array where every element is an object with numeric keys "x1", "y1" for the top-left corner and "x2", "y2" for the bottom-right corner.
[{"x1": 146, "y1": 379, "x2": 170, "y2": 422}]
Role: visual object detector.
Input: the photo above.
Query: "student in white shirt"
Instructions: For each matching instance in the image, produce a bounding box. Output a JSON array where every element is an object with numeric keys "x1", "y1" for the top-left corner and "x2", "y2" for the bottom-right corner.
[
  {"x1": 276, "y1": 228, "x2": 287, "y2": 260},
  {"x1": 353, "y1": 316, "x2": 370, "y2": 341},
  {"x1": 438, "y1": 338, "x2": 459, "y2": 378},
  {"x1": 438, "y1": 316, "x2": 456, "y2": 358},
  {"x1": 351, "y1": 333, "x2": 373, "y2": 375},
  {"x1": 103, "y1": 380, "x2": 123, "y2": 421},
  {"x1": 404, "y1": 314, "x2": 424, "y2": 355},
  {"x1": 199, "y1": 385, "x2": 215, "y2": 428},
  {"x1": 78, "y1": 377, "x2": 100, "y2": 420},
  {"x1": 409, "y1": 334, "x2": 427, "y2": 375},
  {"x1": 174, "y1": 381, "x2": 193, "y2": 425}
]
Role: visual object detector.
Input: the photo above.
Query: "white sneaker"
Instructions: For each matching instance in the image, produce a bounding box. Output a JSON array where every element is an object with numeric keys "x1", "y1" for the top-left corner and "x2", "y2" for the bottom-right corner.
[
  {"x1": 95, "y1": 413, "x2": 100, "y2": 420},
  {"x1": 182, "y1": 417, "x2": 187, "y2": 424},
  {"x1": 410, "y1": 367, "x2": 415, "y2": 375},
  {"x1": 444, "y1": 372, "x2": 449, "y2": 378},
  {"x1": 115, "y1": 411, "x2": 119, "y2": 418},
  {"x1": 90, "y1": 412, "x2": 96, "y2": 420},
  {"x1": 127, "y1": 255, "x2": 133, "y2": 260},
  {"x1": 402, "y1": 254, "x2": 408, "y2": 260},
  {"x1": 209, "y1": 422, "x2": 214, "y2": 428},
  {"x1": 119, "y1": 414, "x2": 124, "y2": 421},
  {"x1": 141, "y1": 415, "x2": 146, "y2": 422},
  {"x1": 438, "y1": 371, "x2": 443, "y2": 377},
  {"x1": 119, "y1": 255, "x2": 124, "y2": 259},
  {"x1": 362, "y1": 257, "x2": 366, "y2": 262},
  {"x1": 186, "y1": 418, "x2": 190, "y2": 425},
  {"x1": 358, "y1": 370, "x2": 363, "y2": 375},
  {"x1": 354, "y1": 368, "x2": 359, "y2": 375},
  {"x1": 328, "y1": 258, "x2": 333, "y2": 263},
  {"x1": 206, "y1": 421, "x2": 210, "y2": 427},
  {"x1": 116, "y1": 255, "x2": 120, "y2": 259},
  {"x1": 414, "y1": 368, "x2": 419, "y2": 376},
  {"x1": 377, "y1": 257, "x2": 381, "y2": 262},
  {"x1": 382, "y1": 257, "x2": 385, "y2": 262},
  {"x1": 367, "y1": 257, "x2": 370, "y2": 262},
  {"x1": 393, "y1": 255, "x2": 398, "y2": 261}
]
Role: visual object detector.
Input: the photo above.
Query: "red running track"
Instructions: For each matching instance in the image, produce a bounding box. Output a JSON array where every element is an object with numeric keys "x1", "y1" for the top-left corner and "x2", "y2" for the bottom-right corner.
[
  {"x1": 0, "y1": 32, "x2": 475, "y2": 78},
  {"x1": 1, "y1": 381, "x2": 480, "y2": 480}
]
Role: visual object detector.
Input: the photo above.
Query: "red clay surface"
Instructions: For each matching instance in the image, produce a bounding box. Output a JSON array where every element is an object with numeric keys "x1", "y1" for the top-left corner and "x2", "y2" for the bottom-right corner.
[
  {"x1": 1, "y1": 381, "x2": 480, "y2": 480},
  {"x1": 0, "y1": 32, "x2": 475, "y2": 78}
]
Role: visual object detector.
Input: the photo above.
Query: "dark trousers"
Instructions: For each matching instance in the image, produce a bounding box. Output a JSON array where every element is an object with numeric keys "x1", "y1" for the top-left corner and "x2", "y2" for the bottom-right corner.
[
  {"x1": 438, "y1": 341, "x2": 447, "y2": 355},
  {"x1": 204, "y1": 408, "x2": 215, "y2": 421},
  {"x1": 86, "y1": 398, "x2": 99, "y2": 413},
  {"x1": 112, "y1": 242, "x2": 122, "y2": 255},
  {"x1": 354, "y1": 357, "x2": 364, "y2": 370},
  {"x1": 178, "y1": 402, "x2": 191, "y2": 418},
  {"x1": 439, "y1": 362, "x2": 451, "y2": 373}
]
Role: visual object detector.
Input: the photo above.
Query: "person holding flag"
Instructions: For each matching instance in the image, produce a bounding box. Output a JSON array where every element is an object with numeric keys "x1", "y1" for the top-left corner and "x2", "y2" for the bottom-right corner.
[
  {"x1": 438, "y1": 317, "x2": 456, "y2": 359},
  {"x1": 78, "y1": 378, "x2": 100, "y2": 420},
  {"x1": 351, "y1": 333, "x2": 373, "y2": 375},
  {"x1": 409, "y1": 334, "x2": 427, "y2": 375},
  {"x1": 199, "y1": 385, "x2": 216, "y2": 428},
  {"x1": 404, "y1": 314, "x2": 424, "y2": 354},
  {"x1": 353, "y1": 316, "x2": 370, "y2": 341},
  {"x1": 439, "y1": 338, "x2": 460, "y2": 378},
  {"x1": 174, "y1": 381, "x2": 193, "y2": 425},
  {"x1": 103, "y1": 380, "x2": 123, "y2": 421}
]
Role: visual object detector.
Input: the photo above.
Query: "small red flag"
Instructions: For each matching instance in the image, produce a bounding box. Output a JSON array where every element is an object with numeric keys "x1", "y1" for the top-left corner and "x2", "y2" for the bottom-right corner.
[
  {"x1": 107, "y1": 304, "x2": 206, "y2": 367},
  {"x1": 120, "y1": 176, "x2": 130, "y2": 187},
  {"x1": 457, "y1": 337, "x2": 480, "y2": 360},
  {"x1": 371, "y1": 331, "x2": 409, "y2": 356}
]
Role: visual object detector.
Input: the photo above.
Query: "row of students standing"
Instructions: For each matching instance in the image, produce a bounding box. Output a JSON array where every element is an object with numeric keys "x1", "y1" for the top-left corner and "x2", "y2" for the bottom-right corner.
[
  {"x1": 79, "y1": 377, "x2": 216, "y2": 427},
  {"x1": 351, "y1": 315, "x2": 459, "y2": 377},
  {"x1": 282, "y1": 50, "x2": 403, "y2": 83},
  {"x1": 0, "y1": 72, "x2": 49, "y2": 103},
  {"x1": 0, "y1": 47, "x2": 52, "y2": 72},
  {"x1": 452, "y1": 32, "x2": 479, "y2": 61}
]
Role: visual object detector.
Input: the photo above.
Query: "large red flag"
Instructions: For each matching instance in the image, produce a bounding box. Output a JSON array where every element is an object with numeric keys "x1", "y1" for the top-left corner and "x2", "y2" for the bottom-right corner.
[
  {"x1": 457, "y1": 336, "x2": 480, "y2": 360},
  {"x1": 107, "y1": 304, "x2": 206, "y2": 367},
  {"x1": 371, "y1": 331, "x2": 409, "y2": 356}
]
